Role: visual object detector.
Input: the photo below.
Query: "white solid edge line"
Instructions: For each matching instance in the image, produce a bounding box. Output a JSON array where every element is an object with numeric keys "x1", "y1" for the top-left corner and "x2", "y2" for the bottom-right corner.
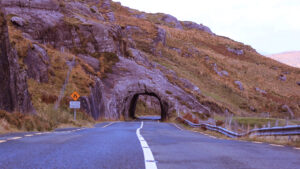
[
  {"x1": 173, "y1": 123, "x2": 183, "y2": 131},
  {"x1": 136, "y1": 122, "x2": 158, "y2": 169}
]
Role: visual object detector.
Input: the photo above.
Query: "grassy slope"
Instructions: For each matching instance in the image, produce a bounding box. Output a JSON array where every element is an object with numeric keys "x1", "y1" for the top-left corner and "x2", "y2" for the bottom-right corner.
[{"x1": 111, "y1": 2, "x2": 300, "y2": 123}]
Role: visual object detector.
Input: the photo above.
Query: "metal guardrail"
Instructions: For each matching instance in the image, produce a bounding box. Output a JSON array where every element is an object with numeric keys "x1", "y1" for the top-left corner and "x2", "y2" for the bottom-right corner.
[{"x1": 177, "y1": 117, "x2": 300, "y2": 138}]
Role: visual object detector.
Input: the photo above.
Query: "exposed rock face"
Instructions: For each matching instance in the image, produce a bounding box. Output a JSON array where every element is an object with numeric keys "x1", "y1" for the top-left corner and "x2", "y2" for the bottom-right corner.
[
  {"x1": 0, "y1": 10, "x2": 34, "y2": 113},
  {"x1": 227, "y1": 47, "x2": 244, "y2": 55},
  {"x1": 154, "y1": 27, "x2": 166, "y2": 46},
  {"x1": 25, "y1": 44, "x2": 50, "y2": 83},
  {"x1": 162, "y1": 14, "x2": 183, "y2": 29},
  {"x1": 182, "y1": 21, "x2": 213, "y2": 34}
]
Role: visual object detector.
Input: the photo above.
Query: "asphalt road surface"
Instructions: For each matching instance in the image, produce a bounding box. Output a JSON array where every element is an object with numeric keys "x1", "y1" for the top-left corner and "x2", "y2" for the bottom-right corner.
[{"x1": 0, "y1": 121, "x2": 299, "y2": 169}]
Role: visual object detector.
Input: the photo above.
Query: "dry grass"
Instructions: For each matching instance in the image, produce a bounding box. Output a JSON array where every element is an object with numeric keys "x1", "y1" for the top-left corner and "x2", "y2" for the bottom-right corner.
[{"x1": 0, "y1": 110, "x2": 53, "y2": 132}]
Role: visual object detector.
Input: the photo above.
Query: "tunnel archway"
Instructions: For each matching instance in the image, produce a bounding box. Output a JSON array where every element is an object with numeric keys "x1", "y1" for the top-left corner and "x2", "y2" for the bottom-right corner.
[{"x1": 128, "y1": 92, "x2": 168, "y2": 121}]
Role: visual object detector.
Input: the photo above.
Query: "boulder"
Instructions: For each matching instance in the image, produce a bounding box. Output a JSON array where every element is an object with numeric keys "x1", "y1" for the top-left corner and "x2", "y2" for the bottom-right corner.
[
  {"x1": 227, "y1": 47, "x2": 244, "y2": 55},
  {"x1": 234, "y1": 81, "x2": 244, "y2": 91},
  {"x1": 182, "y1": 21, "x2": 213, "y2": 34},
  {"x1": 162, "y1": 14, "x2": 183, "y2": 29},
  {"x1": 279, "y1": 74, "x2": 287, "y2": 81},
  {"x1": 154, "y1": 27, "x2": 166, "y2": 46},
  {"x1": 133, "y1": 13, "x2": 146, "y2": 19},
  {"x1": 11, "y1": 16, "x2": 26, "y2": 26},
  {"x1": 212, "y1": 63, "x2": 229, "y2": 77}
]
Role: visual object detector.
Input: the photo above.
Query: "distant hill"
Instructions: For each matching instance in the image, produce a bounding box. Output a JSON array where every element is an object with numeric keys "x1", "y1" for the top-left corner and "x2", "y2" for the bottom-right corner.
[{"x1": 267, "y1": 51, "x2": 300, "y2": 68}]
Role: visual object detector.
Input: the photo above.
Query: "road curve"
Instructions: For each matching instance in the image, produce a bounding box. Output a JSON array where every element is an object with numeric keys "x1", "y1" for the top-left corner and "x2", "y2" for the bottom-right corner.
[{"x1": 0, "y1": 121, "x2": 299, "y2": 169}]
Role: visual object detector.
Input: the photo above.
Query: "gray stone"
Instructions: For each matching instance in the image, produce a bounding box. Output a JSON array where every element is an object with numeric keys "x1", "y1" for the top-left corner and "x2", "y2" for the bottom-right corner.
[
  {"x1": 279, "y1": 74, "x2": 287, "y2": 81},
  {"x1": 154, "y1": 27, "x2": 166, "y2": 45},
  {"x1": 234, "y1": 81, "x2": 244, "y2": 91},
  {"x1": 255, "y1": 87, "x2": 267, "y2": 94},
  {"x1": 220, "y1": 70, "x2": 229, "y2": 77},
  {"x1": 134, "y1": 13, "x2": 146, "y2": 19},
  {"x1": 78, "y1": 54, "x2": 100, "y2": 71},
  {"x1": 212, "y1": 63, "x2": 229, "y2": 77},
  {"x1": 169, "y1": 47, "x2": 182, "y2": 54},
  {"x1": 101, "y1": 0, "x2": 111, "y2": 9},
  {"x1": 227, "y1": 47, "x2": 244, "y2": 55},
  {"x1": 106, "y1": 12, "x2": 115, "y2": 22},
  {"x1": 182, "y1": 21, "x2": 213, "y2": 34},
  {"x1": 11, "y1": 16, "x2": 26, "y2": 26},
  {"x1": 162, "y1": 14, "x2": 183, "y2": 29},
  {"x1": 249, "y1": 106, "x2": 256, "y2": 112}
]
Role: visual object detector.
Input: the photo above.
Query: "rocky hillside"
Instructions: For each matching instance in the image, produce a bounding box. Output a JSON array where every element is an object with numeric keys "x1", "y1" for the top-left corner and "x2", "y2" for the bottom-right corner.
[{"x1": 0, "y1": 0, "x2": 299, "y2": 129}]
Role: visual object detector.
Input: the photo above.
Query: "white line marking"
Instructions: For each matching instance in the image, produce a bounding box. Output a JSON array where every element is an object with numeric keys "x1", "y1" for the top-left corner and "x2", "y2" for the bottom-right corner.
[
  {"x1": 173, "y1": 123, "x2": 183, "y2": 130},
  {"x1": 25, "y1": 134, "x2": 33, "y2": 137},
  {"x1": 35, "y1": 133, "x2": 42, "y2": 135},
  {"x1": 209, "y1": 136, "x2": 217, "y2": 139},
  {"x1": 7, "y1": 137, "x2": 22, "y2": 140},
  {"x1": 137, "y1": 122, "x2": 158, "y2": 169},
  {"x1": 270, "y1": 144, "x2": 284, "y2": 147},
  {"x1": 294, "y1": 147, "x2": 300, "y2": 150},
  {"x1": 0, "y1": 140, "x2": 7, "y2": 143},
  {"x1": 102, "y1": 122, "x2": 115, "y2": 128}
]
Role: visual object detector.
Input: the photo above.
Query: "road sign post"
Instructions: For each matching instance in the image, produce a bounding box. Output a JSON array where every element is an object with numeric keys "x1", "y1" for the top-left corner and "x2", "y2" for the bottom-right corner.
[{"x1": 70, "y1": 92, "x2": 80, "y2": 120}]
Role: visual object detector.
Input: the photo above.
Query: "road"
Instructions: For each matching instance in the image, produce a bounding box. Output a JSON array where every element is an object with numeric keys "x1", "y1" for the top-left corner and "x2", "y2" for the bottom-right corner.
[{"x1": 0, "y1": 121, "x2": 299, "y2": 169}]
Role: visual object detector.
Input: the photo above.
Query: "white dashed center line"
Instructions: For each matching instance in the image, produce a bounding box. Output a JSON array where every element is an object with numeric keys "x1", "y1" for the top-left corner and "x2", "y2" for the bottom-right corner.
[
  {"x1": 7, "y1": 137, "x2": 22, "y2": 140},
  {"x1": 25, "y1": 134, "x2": 33, "y2": 137},
  {"x1": 136, "y1": 122, "x2": 157, "y2": 169},
  {"x1": 253, "y1": 141, "x2": 263, "y2": 144},
  {"x1": 0, "y1": 140, "x2": 7, "y2": 143},
  {"x1": 270, "y1": 144, "x2": 284, "y2": 147},
  {"x1": 102, "y1": 122, "x2": 115, "y2": 128}
]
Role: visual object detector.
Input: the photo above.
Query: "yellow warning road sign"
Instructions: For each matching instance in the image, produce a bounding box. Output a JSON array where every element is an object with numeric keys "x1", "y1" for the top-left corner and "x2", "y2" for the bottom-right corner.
[{"x1": 70, "y1": 91, "x2": 80, "y2": 101}]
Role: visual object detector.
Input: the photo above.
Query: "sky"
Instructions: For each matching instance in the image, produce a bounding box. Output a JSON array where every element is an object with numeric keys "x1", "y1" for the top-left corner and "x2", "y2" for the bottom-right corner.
[{"x1": 114, "y1": 0, "x2": 300, "y2": 55}]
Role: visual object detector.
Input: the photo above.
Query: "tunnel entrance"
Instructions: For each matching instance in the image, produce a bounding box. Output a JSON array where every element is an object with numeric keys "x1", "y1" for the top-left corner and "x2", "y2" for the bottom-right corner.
[{"x1": 129, "y1": 93, "x2": 168, "y2": 121}]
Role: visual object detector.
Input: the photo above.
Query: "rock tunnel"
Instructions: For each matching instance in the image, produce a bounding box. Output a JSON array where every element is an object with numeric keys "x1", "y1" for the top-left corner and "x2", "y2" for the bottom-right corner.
[{"x1": 128, "y1": 92, "x2": 169, "y2": 121}]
